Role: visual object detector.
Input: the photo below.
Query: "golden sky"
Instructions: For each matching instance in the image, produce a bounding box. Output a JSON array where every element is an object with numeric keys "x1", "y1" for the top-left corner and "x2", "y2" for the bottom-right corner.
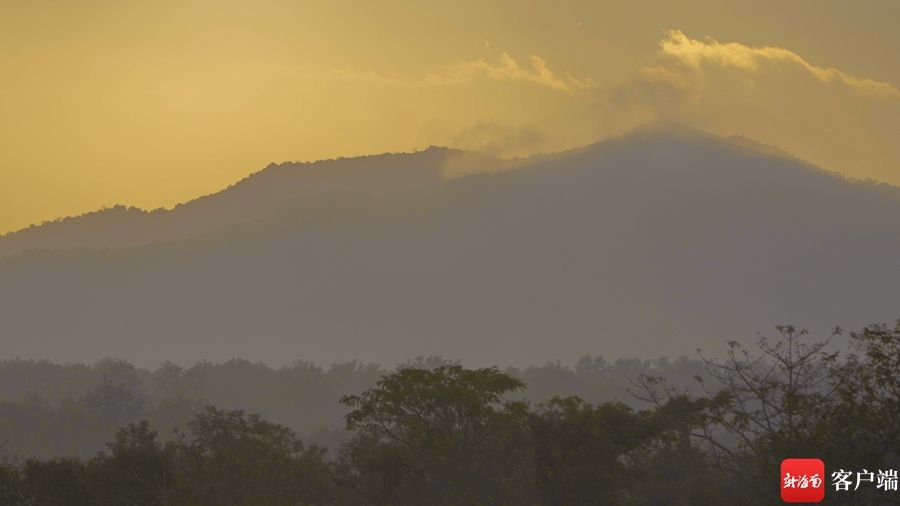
[{"x1": 1, "y1": 0, "x2": 898, "y2": 235}]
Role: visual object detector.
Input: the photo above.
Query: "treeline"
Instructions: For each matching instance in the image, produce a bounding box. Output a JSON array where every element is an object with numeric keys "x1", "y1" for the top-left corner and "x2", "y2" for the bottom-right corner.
[
  {"x1": 0, "y1": 355, "x2": 707, "y2": 458},
  {"x1": 0, "y1": 322, "x2": 898, "y2": 505}
]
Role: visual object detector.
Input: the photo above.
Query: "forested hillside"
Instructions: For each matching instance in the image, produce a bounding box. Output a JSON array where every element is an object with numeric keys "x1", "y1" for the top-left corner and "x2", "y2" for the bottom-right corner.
[{"x1": 1, "y1": 321, "x2": 897, "y2": 505}]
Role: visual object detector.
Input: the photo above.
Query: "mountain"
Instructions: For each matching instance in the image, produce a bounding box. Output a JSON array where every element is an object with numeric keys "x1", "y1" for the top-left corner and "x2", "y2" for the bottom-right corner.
[
  {"x1": 0, "y1": 147, "x2": 507, "y2": 258},
  {"x1": 1, "y1": 124, "x2": 898, "y2": 366}
]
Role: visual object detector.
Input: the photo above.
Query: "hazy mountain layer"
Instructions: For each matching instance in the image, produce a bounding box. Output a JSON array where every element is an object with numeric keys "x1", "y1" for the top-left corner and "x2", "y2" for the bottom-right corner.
[
  {"x1": 0, "y1": 148, "x2": 506, "y2": 257},
  {"x1": 1, "y1": 125, "x2": 898, "y2": 366}
]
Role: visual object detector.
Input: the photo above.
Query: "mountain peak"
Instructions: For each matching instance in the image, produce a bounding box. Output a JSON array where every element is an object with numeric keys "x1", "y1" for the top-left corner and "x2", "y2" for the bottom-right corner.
[
  {"x1": 627, "y1": 121, "x2": 713, "y2": 140},
  {"x1": 601, "y1": 122, "x2": 811, "y2": 168}
]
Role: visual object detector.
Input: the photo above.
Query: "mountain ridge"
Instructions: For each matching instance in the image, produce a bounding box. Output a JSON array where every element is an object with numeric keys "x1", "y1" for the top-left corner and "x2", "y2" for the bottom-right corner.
[
  {"x1": 0, "y1": 146, "x2": 507, "y2": 258},
  {"x1": 3, "y1": 123, "x2": 891, "y2": 260},
  {"x1": 1, "y1": 123, "x2": 897, "y2": 366}
]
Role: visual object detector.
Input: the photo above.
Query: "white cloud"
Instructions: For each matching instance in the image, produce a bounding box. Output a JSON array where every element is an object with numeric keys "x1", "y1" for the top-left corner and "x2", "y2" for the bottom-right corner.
[{"x1": 655, "y1": 29, "x2": 900, "y2": 100}]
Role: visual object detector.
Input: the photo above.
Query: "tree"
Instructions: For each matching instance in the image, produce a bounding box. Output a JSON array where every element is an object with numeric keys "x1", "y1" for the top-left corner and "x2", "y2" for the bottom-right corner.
[
  {"x1": 530, "y1": 394, "x2": 726, "y2": 506},
  {"x1": 822, "y1": 321, "x2": 900, "y2": 505},
  {"x1": 338, "y1": 366, "x2": 537, "y2": 505},
  {"x1": 175, "y1": 406, "x2": 334, "y2": 506},
  {"x1": 87, "y1": 421, "x2": 176, "y2": 506},
  {"x1": 0, "y1": 456, "x2": 23, "y2": 506},
  {"x1": 22, "y1": 458, "x2": 92, "y2": 506},
  {"x1": 530, "y1": 397, "x2": 644, "y2": 505},
  {"x1": 638, "y1": 325, "x2": 839, "y2": 504},
  {"x1": 82, "y1": 376, "x2": 147, "y2": 431}
]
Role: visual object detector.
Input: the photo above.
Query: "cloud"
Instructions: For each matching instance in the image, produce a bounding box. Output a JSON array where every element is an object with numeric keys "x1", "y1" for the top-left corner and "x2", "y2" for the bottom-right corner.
[
  {"x1": 655, "y1": 29, "x2": 900, "y2": 100},
  {"x1": 310, "y1": 53, "x2": 591, "y2": 95},
  {"x1": 299, "y1": 29, "x2": 900, "y2": 186},
  {"x1": 318, "y1": 31, "x2": 894, "y2": 102},
  {"x1": 426, "y1": 53, "x2": 591, "y2": 94},
  {"x1": 598, "y1": 29, "x2": 900, "y2": 188}
]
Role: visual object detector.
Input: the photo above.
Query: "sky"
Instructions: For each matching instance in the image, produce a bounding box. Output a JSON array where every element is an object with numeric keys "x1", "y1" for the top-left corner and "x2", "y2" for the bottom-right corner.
[{"x1": 1, "y1": 0, "x2": 898, "y2": 235}]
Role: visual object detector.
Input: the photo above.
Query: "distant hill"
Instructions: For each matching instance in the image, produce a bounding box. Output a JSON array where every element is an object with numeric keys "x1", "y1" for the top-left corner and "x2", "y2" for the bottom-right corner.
[
  {"x1": 0, "y1": 147, "x2": 506, "y2": 258},
  {"x1": 1, "y1": 123, "x2": 898, "y2": 366}
]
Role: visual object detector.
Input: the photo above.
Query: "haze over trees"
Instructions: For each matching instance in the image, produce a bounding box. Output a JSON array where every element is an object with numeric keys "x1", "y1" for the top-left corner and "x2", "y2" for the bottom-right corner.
[
  {"x1": 0, "y1": 354, "x2": 707, "y2": 459},
  {"x1": 1, "y1": 321, "x2": 898, "y2": 505},
  {"x1": 1, "y1": 124, "x2": 898, "y2": 366}
]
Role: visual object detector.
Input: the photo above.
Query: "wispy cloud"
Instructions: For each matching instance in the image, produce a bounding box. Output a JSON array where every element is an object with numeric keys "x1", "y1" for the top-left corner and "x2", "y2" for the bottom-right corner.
[
  {"x1": 425, "y1": 53, "x2": 591, "y2": 94},
  {"x1": 311, "y1": 53, "x2": 591, "y2": 95},
  {"x1": 654, "y1": 29, "x2": 900, "y2": 100}
]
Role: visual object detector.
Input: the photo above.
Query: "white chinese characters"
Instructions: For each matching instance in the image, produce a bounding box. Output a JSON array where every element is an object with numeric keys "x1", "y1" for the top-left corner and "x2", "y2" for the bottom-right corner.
[
  {"x1": 784, "y1": 472, "x2": 823, "y2": 489},
  {"x1": 831, "y1": 469, "x2": 899, "y2": 492}
]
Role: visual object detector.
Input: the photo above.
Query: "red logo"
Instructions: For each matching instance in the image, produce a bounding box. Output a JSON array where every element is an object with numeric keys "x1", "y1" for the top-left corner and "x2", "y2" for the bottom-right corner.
[{"x1": 781, "y1": 458, "x2": 825, "y2": 503}]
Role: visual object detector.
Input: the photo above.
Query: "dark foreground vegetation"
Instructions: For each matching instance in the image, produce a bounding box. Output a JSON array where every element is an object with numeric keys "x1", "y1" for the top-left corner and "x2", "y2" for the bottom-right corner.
[{"x1": 1, "y1": 322, "x2": 899, "y2": 505}]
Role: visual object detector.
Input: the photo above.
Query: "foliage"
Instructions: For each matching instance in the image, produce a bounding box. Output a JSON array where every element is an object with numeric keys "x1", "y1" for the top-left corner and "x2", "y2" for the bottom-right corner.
[
  {"x1": 338, "y1": 366, "x2": 535, "y2": 505},
  {"x1": 0, "y1": 321, "x2": 899, "y2": 505}
]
